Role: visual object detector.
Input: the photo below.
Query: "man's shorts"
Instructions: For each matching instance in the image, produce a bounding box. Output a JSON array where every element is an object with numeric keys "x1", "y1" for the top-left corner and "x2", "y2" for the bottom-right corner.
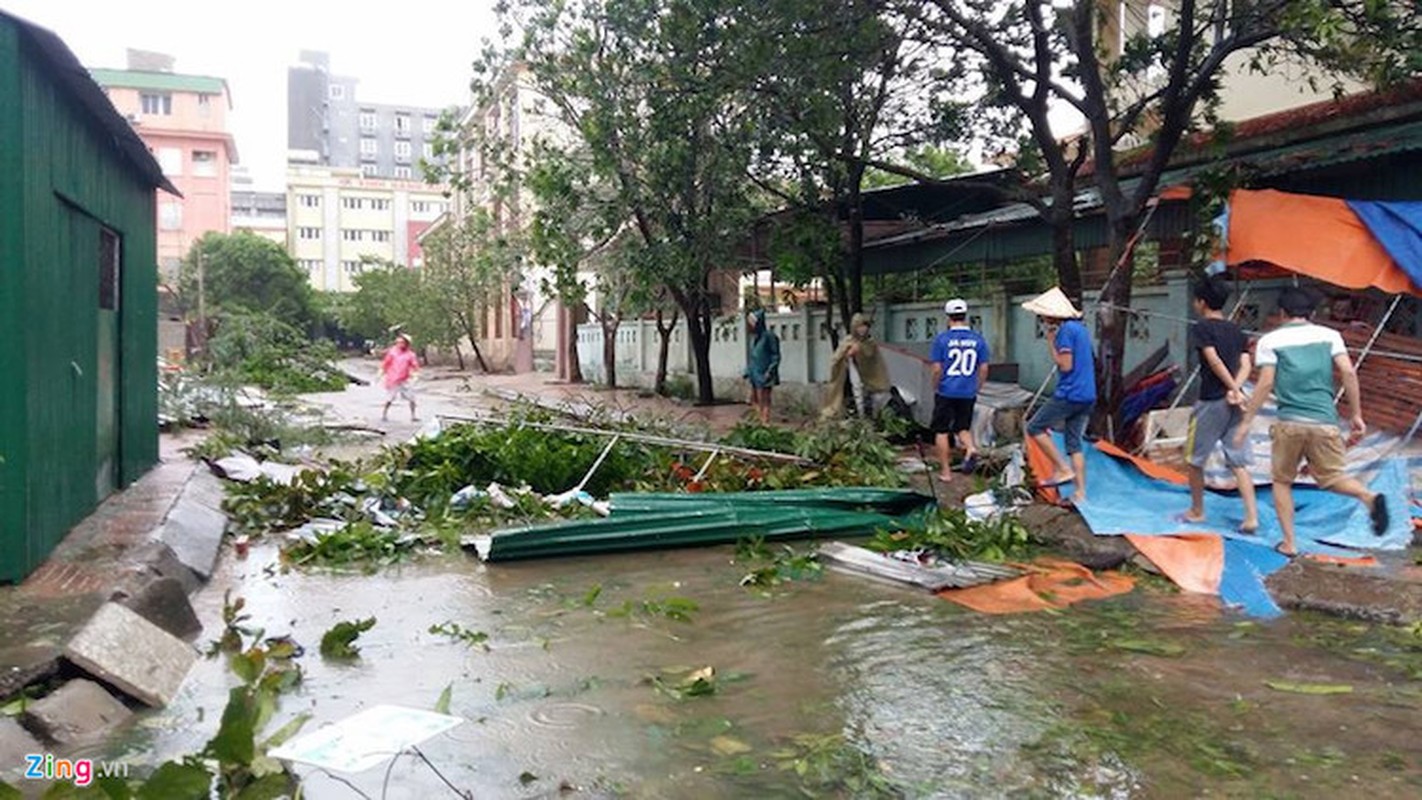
[
  {"x1": 1026, "y1": 398, "x2": 1094, "y2": 455},
  {"x1": 385, "y1": 383, "x2": 415, "y2": 403},
  {"x1": 1270, "y1": 421, "x2": 1346, "y2": 488},
  {"x1": 932, "y1": 395, "x2": 976, "y2": 435},
  {"x1": 1186, "y1": 398, "x2": 1253, "y2": 468}
]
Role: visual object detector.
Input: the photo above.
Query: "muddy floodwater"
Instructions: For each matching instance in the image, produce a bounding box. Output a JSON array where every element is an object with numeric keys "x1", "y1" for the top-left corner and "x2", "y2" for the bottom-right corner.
[{"x1": 100, "y1": 540, "x2": 1422, "y2": 799}]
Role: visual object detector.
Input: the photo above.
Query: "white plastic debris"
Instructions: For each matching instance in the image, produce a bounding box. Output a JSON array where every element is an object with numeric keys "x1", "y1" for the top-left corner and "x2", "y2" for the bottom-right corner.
[
  {"x1": 450, "y1": 485, "x2": 487, "y2": 510},
  {"x1": 486, "y1": 483, "x2": 517, "y2": 510}
]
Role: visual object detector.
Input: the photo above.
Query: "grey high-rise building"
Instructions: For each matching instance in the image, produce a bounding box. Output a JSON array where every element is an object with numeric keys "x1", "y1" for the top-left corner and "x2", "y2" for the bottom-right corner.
[{"x1": 286, "y1": 51, "x2": 445, "y2": 181}]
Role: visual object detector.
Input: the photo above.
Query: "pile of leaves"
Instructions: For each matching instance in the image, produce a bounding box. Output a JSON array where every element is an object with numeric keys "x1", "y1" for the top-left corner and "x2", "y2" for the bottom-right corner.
[
  {"x1": 866, "y1": 507, "x2": 1038, "y2": 563},
  {"x1": 387, "y1": 409, "x2": 657, "y2": 504},
  {"x1": 651, "y1": 419, "x2": 906, "y2": 493},
  {"x1": 206, "y1": 309, "x2": 348, "y2": 394}
]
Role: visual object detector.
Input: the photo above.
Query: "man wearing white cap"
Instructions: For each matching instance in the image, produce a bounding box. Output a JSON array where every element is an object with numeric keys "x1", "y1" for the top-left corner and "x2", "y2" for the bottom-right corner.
[
  {"x1": 1022, "y1": 287, "x2": 1095, "y2": 503},
  {"x1": 930, "y1": 298, "x2": 990, "y2": 482}
]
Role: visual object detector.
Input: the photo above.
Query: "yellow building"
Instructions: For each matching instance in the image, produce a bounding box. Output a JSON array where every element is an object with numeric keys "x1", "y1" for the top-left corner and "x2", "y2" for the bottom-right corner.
[{"x1": 285, "y1": 164, "x2": 449, "y2": 292}]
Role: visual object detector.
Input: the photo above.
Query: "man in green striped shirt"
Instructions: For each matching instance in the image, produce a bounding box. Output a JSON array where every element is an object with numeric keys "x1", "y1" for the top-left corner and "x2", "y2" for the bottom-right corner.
[{"x1": 1236, "y1": 288, "x2": 1388, "y2": 555}]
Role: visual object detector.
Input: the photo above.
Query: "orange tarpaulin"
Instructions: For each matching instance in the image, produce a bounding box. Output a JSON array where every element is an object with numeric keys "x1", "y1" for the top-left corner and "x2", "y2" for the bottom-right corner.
[
  {"x1": 938, "y1": 559, "x2": 1136, "y2": 614},
  {"x1": 1226, "y1": 189, "x2": 1422, "y2": 297},
  {"x1": 1125, "y1": 534, "x2": 1224, "y2": 594}
]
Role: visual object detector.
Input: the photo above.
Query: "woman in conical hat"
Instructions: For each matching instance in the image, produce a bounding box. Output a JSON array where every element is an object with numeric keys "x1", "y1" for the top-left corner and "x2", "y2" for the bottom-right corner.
[{"x1": 1022, "y1": 287, "x2": 1095, "y2": 504}]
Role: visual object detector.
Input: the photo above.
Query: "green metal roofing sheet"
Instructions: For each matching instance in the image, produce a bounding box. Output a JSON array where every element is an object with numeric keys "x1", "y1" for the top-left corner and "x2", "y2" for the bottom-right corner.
[{"x1": 88, "y1": 68, "x2": 227, "y2": 97}]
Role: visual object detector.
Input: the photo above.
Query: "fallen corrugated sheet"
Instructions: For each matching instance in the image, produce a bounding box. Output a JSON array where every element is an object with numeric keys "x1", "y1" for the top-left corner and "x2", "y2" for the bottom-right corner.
[
  {"x1": 817, "y1": 541, "x2": 1021, "y2": 591},
  {"x1": 469, "y1": 488, "x2": 934, "y2": 562}
]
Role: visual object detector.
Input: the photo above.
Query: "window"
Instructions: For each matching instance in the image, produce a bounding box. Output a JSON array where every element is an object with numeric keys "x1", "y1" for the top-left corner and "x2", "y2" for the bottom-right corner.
[
  {"x1": 394, "y1": 141, "x2": 412, "y2": 159},
  {"x1": 394, "y1": 113, "x2": 410, "y2": 135},
  {"x1": 198, "y1": 93, "x2": 212, "y2": 116},
  {"x1": 359, "y1": 110, "x2": 377, "y2": 130},
  {"x1": 359, "y1": 137, "x2": 377, "y2": 157},
  {"x1": 140, "y1": 92, "x2": 172, "y2": 115},
  {"x1": 361, "y1": 164, "x2": 378, "y2": 177},
  {"x1": 422, "y1": 115, "x2": 436, "y2": 134},
  {"x1": 99, "y1": 229, "x2": 120, "y2": 311},
  {"x1": 299, "y1": 194, "x2": 320, "y2": 208},
  {"x1": 299, "y1": 259, "x2": 321, "y2": 272},
  {"x1": 422, "y1": 142, "x2": 435, "y2": 160},
  {"x1": 329, "y1": 84, "x2": 345, "y2": 100},
  {"x1": 371, "y1": 230, "x2": 391, "y2": 242},
  {"x1": 298, "y1": 226, "x2": 321, "y2": 240},
  {"x1": 192, "y1": 150, "x2": 217, "y2": 177},
  {"x1": 156, "y1": 147, "x2": 182, "y2": 176},
  {"x1": 342, "y1": 260, "x2": 362, "y2": 274},
  {"x1": 159, "y1": 202, "x2": 182, "y2": 231},
  {"x1": 342, "y1": 229, "x2": 365, "y2": 241},
  {"x1": 371, "y1": 198, "x2": 391, "y2": 211},
  {"x1": 394, "y1": 166, "x2": 412, "y2": 179}
]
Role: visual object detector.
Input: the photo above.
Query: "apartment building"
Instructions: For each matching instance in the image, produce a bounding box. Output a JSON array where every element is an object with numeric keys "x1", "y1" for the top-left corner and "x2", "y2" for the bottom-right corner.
[
  {"x1": 286, "y1": 164, "x2": 449, "y2": 293},
  {"x1": 287, "y1": 50, "x2": 445, "y2": 181},
  {"x1": 91, "y1": 50, "x2": 237, "y2": 281},
  {"x1": 231, "y1": 167, "x2": 287, "y2": 245},
  {"x1": 450, "y1": 62, "x2": 581, "y2": 374}
]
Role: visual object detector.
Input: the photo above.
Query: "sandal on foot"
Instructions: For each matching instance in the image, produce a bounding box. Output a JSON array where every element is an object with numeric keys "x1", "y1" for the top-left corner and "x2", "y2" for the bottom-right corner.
[{"x1": 1370, "y1": 494, "x2": 1389, "y2": 536}]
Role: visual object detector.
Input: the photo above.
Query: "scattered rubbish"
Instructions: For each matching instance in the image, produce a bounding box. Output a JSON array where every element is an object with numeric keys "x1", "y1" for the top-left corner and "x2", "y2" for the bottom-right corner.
[
  {"x1": 711, "y1": 735, "x2": 753, "y2": 756},
  {"x1": 434, "y1": 684, "x2": 453, "y2": 715},
  {"x1": 319, "y1": 617, "x2": 376, "y2": 661},
  {"x1": 650, "y1": 666, "x2": 717, "y2": 700},
  {"x1": 519, "y1": 771, "x2": 540, "y2": 786},
  {"x1": 268, "y1": 705, "x2": 464, "y2": 773},
  {"x1": 736, "y1": 538, "x2": 823, "y2": 587},
  {"x1": 1111, "y1": 639, "x2": 1187, "y2": 657},
  {"x1": 818, "y1": 541, "x2": 1020, "y2": 591}
]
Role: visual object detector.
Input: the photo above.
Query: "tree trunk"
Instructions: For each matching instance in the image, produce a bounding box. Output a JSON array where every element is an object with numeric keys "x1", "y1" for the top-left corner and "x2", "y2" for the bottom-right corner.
[
  {"x1": 566, "y1": 305, "x2": 584, "y2": 384},
  {"x1": 600, "y1": 315, "x2": 619, "y2": 389},
  {"x1": 654, "y1": 307, "x2": 678, "y2": 395},
  {"x1": 1093, "y1": 218, "x2": 1138, "y2": 441},
  {"x1": 1049, "y1": 182, "x2": 1082, "y2": 305},
  {"x1": 847, "y1": 176, "x2": 866, "y2": 316},
  {"x1": 460, "y1": 316, "x2": 490, "y2": 373},
  {"x1": 453, "y1": 342, "x2": 465, "y2": 371}
]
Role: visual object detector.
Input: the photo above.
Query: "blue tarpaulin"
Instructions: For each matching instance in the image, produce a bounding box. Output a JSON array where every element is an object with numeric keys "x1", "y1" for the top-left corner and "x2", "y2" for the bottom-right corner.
[
  {"x1": 1347, "y1": 200, "x2": 1422, "y2": 290},
  {"x1": 1049, "y1": 436, "x2": 1411, "y2": 617}
]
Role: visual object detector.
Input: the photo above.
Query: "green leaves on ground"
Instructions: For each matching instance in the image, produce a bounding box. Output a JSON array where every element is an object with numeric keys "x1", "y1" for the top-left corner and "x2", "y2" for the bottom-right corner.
[
  {"x1": 867, "y1": 507, "x2": 1036, "y2": 563},
  {"x1": 608, "y1": 595, "x2": 700, "y2": 624},
  {"x1": 429, "y1": 621, "x2": 491, "y2": 650},
  {"x1": 435, "y1": 684, "x2": 453, "y2": 715},
  {"x1": 1265, "y1": 681, "x2": 1354, "y2": 695},
  {"x1": 320, "y1": 617, "x2": 376, "y2": 661},
  {"x1": 282, "y1": 522, "x2": 416, "y2": 572},
  {"x1": 649, "y1": 666, "x2": 718, "y2": 700},
  {"x1": 736, "y1": 537, "x2": 822, "y2": 588}
]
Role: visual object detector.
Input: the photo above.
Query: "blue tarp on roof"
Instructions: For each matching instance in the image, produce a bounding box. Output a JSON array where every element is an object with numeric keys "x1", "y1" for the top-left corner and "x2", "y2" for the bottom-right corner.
[{"x1": 1347, "y1": 200, "x2": 1422, "y2": 291}]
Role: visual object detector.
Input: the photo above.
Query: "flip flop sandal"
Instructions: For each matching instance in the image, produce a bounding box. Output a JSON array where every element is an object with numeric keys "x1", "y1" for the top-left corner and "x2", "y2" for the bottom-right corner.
[{"x1": 1037, "y1": 474, "x2": 1076, "y2": 488}]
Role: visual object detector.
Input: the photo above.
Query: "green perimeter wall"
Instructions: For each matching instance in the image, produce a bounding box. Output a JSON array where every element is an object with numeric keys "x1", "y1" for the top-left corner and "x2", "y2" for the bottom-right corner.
[{"x1": 0, "y1": 18, "x2": 159, "y2": 583}]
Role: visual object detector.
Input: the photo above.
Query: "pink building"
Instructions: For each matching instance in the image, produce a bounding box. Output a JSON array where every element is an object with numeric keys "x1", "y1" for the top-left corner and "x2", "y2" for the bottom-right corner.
[{"x1": 91, "y1": 53, "x2": 236, "y2": 282}]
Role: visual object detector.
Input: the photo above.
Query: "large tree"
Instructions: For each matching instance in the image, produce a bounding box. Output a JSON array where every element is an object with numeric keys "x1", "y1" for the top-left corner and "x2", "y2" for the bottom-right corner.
[
  {"x1": 491, "y1": 0, "x2": 761, "y2": 404},
  {"x1": 177, "y1": 231, "x2": 319, "y2": 332},
  {"x1": 916, "y1": 0, "x2": 1420, "y2": 437},
  {"x1": 420, "y1": 208, "x2": 525, "y2": 373},
  {"x1": 742, "y1": 0, "x2": 961, "y2": 334}
]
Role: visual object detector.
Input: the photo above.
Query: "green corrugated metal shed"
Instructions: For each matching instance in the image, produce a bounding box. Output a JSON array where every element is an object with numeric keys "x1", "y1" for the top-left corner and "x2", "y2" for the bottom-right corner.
[
  {"x1": 0, "y1": 11, "x2": 173, "y2": 583},
  {"x1": 88, "y1": 68, "x2": 231, "y2": 106}
]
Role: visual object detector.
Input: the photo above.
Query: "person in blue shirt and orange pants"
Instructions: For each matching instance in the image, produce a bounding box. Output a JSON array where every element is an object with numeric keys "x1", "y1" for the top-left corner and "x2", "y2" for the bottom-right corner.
[
  {"x1": 1023, "y1": 287, "x2": 1096, "y2": 505},
  {"x1": 930, "y1": 299, "x2": 990, "y2": 483}
]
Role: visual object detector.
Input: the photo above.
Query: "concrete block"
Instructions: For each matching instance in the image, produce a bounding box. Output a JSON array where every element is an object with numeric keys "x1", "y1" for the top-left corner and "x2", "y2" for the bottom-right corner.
[
  {"x1": 63, "y1": 603, "x2": 196, "y2": 708},
  {"x1": 158, "y1": 473, "x2": 228, "y2": 579},
  {"x1": 0, "y1": 717, "x2": 44, "y2": 781},
  {"x1": 124, "y1": 541, "x2": 201, "y2": 594},
  {"x1": 21, "y1": 679, "x2": 132, "y2": 746},
  {"x1": 115, "y1": 577, "x2": 202, "y2": 640}
]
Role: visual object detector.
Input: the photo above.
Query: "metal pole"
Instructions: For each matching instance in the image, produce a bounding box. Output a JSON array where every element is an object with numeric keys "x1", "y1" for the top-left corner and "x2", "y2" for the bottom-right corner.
[
  {"x1": 692, "y1": 449, "x2": 721, "y2": 482},
  {"x1": 573, "y1": 434, "x2": 621, "y2": 493},
  {"x1": 1335, "y1": 293, "x2": 1402, "y2": 402},
  {"x1": 435, "y1": 413, "x2": 810, "y2": 464}
]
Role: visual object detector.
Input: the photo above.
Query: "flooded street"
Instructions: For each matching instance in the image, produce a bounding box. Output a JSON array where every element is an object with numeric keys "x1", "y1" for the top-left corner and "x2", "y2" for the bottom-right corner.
[{"x1": 103, "y1": 536, "x2": 1422, "y2": 798}]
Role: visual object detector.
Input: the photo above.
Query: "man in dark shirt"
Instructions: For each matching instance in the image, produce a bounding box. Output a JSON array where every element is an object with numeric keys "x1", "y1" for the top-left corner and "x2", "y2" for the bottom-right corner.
[{"x1": 1181, "y1": 276, "x2": 1258, "y2": 533}]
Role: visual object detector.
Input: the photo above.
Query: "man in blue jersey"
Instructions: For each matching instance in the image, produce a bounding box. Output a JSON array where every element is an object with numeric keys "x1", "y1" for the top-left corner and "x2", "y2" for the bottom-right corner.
[
  {"x1": 1023, "y1": 287, "x2": 1096, "y2": 504},
  {"x1": 930, "y1": 298, "x2": 990, "y2": 482}
]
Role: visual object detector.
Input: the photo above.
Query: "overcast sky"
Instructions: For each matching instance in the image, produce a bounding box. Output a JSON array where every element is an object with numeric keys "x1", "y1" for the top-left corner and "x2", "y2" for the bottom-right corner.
[{"x1": 7, "y1": 0, "x2": 499, "y2": 189}]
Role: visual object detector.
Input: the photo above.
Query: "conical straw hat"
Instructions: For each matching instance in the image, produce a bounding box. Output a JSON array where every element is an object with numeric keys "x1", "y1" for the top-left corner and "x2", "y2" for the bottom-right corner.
[{"x1": 1020, "y1": 287, "x2": 1082, "y2": 319}]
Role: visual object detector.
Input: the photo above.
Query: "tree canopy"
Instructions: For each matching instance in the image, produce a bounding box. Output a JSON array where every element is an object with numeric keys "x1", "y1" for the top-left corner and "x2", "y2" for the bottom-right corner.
[{"x1": 179, "y1": 231, "x2": 320, "y2": 331}]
